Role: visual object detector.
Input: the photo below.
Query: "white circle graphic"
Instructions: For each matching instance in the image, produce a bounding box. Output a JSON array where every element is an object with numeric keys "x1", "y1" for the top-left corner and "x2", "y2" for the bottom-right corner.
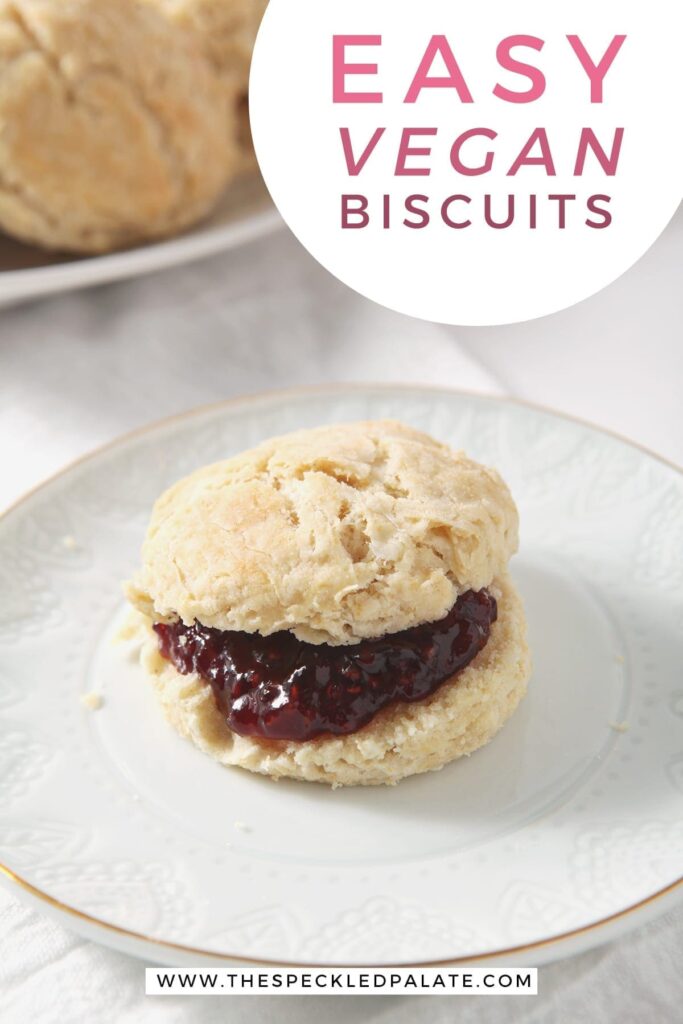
[{"x1": 251, "y1": 0, "x2": 681, "y2": 326}]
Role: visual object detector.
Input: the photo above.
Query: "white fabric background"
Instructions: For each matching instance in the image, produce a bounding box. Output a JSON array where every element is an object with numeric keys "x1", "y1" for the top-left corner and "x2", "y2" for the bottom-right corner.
[{"x1": 0, "y1": 208, "x2": 681, "y2": 1021}]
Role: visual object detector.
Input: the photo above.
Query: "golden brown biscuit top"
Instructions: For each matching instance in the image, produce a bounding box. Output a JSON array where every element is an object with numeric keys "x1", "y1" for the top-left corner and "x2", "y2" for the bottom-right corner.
[
  {"x1": 126, "y1": 420, "x2": 519, "y2": 645},
  {"x1": 0, "y1": 0, "x2": 236, "y2": 253}
]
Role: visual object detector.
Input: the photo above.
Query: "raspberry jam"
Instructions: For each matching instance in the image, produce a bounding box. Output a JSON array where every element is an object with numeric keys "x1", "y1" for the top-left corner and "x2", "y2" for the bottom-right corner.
[{"x1": 154, "y1": 590, "x2": 497, "y2": 742}]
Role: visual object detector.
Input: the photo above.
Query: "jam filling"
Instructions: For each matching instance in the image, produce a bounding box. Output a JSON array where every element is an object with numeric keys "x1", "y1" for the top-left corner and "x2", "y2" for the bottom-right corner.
[{"x1": 154, "y1": 589, "x2": 497, "y2": 742}]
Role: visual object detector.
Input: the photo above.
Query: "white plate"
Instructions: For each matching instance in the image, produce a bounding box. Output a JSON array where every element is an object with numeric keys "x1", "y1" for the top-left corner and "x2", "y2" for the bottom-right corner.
[
  {"x1": 1, "y1": 386, "x2": 681, "y2": 967},
  {"x1": 0, "y1": 172, "x2": 281, "y2": 309}
]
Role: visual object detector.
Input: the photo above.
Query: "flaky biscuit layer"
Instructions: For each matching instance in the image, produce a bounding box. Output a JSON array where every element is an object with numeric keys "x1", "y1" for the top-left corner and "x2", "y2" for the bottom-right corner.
[{"x1": 126, "y1": 420, "x2": 519, "y2": 646}]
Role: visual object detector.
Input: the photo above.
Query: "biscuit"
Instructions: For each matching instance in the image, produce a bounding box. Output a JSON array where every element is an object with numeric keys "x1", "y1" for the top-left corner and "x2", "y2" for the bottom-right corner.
[
  {"x1": 131, "y1": 572, "x2": 530, "y2": 786},
  {"x1": 0, "y1": 0, "x2": 238, "y2": 253},
  {"x1": 126, "y1": 420, "x2": 530, "y2": 787},
  {"x1": 126, "y1": 420, "x2": 520, "y2": 646}
]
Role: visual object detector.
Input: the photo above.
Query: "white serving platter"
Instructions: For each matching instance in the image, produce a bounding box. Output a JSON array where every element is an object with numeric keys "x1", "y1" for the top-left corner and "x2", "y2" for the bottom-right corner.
[{"x1": 0, "y1": 172, "x2": 281, "y2": 309}]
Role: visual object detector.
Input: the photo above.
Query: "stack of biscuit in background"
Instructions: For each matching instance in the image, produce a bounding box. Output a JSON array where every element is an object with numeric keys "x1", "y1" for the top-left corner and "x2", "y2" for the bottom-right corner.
[{"x1": 0, "y1": 0, "x2": 266, "y2": 254}]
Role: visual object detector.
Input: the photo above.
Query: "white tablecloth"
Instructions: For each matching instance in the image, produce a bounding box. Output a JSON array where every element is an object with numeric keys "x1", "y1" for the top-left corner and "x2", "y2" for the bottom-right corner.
[{"x1": 1, "y1": 209, "x2": 682, "y2": 1022}]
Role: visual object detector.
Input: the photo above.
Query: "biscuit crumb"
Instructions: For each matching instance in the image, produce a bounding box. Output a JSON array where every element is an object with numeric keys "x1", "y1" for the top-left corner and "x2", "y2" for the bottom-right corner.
[
  {"x1": 62, "y1": 535, "x2": 78, "y2": 551},
  {"x1": 233, "y1": 821, "x2": 251, "y2": 833},
  {"x1": 609, "y1": 721, "x2": 630, "y2": 733},
  {"x1": 81, "y1": 692, "x2": 104, "y2": 710}
]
